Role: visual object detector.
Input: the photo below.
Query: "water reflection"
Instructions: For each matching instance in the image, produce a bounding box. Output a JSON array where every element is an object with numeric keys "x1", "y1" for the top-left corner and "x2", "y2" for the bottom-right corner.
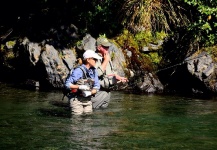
[
  {"x1": 67, "y1": 92, "x2": 125, "y2": 149},
  {"x1": 1, "y1": 84, "x2": 217, "y2": 149},
  {"x1": 68, "y1": 115, "x2": 106, "y2": 149}
]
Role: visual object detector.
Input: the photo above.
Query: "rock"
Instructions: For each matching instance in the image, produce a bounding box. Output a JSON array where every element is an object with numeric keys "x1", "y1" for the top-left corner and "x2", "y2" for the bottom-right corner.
[
  {"x1": 25, "y1": 79, "x2": 40, "y2": 90},
  {"x1": 41, "y1": 44, "x2": 70, "y2": 88},
  {"x1": 186, "y1": 51, "x2": 217, "y2": 93}
]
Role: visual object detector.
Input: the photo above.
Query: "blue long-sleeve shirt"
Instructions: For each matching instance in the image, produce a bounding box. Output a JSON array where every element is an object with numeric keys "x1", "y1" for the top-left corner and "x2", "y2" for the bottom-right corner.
[{"x1": 65, "y1": 64, "x2": 100, "y2": 90}]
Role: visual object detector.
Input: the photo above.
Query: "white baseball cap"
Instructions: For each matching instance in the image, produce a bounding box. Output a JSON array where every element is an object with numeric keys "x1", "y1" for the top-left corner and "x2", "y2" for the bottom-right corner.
[{"x1": 83, "y1": 50, "x2": 102, "y2": 60}]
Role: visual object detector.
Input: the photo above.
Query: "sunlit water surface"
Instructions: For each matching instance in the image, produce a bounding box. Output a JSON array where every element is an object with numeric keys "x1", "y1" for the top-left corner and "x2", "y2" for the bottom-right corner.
[{"x1": 0, "y1": 83, "x2": 217, "y2": 150}]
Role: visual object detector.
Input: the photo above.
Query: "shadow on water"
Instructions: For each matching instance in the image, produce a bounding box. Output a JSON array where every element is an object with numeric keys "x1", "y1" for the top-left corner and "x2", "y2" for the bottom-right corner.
[
  {"x1": 38, "y1": 100, "x2": 71, "y2": 118},
  {"x1": 1, "y1": 84, "x2": 217, "y2": 149}
]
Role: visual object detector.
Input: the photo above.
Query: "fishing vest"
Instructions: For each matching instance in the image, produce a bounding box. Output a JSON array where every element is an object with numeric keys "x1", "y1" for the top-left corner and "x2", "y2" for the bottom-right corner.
[
  {"x1": 96, "y1": 59, "x2": 117, "y2": 90},
  {"x1": 62, "y1": 66, "x2": 94, "y2": 100}
]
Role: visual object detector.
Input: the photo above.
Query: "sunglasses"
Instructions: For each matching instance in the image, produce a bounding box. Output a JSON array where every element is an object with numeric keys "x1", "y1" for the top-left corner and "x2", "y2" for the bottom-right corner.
[
  {"x1": 90, "y1": 58, "x2": 98, "y2": 61},
  {"x1": 101, "y1": 45, "x2": 109, "y2": 49}
]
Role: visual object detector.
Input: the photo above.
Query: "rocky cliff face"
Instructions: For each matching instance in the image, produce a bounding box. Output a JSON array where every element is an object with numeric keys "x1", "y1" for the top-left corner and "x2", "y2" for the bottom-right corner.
[
  {"x1": 2, "y1": 34, "x2": 164, "y2": 93},
  {"x1": 2, "y1": 33, "x2": 217, "y2": 96}
]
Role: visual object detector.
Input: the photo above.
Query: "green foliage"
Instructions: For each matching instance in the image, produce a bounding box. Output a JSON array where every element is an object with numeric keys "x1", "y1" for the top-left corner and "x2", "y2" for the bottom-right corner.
[
  {"x1": 115, "y1": 29, "x2": 167, "y2": 50},
  {"x1": 1, "y1": 0, "x2": 216, "y2": 70},
  {"x1": 144, "y1": 52, "x2": 162, "y2": 69},
  {"x1": 184, "y1": 0, "x2": 217, "y2": 46},
  {"x1": 115, "y1": 29, "x2": 139, "y2": 50},
  {"x1": 114, "y1": 29, "x2": 166, "y2": 69},
  {"x1": 203, "y1": 46, "x2": 217, "y2": 62},
  {"x1": 119, "y1": 0, "x2": 190, "y2": 33},
  {"x1": 0, "y1": 44, "x2": 4, "y2": 51},
  {"x1": 135, "y1": 31, "x2": 153, "y2": 48},
  {"x1": 76, "y1": 0, "x2": 123, "y2": 37},
  {"x1": 98, "y1": 34, "x2": 107, "y2": 38},
  {"x1": 155, "y1": 32, "x2": 167, "y2": 41},
  {"x1": 6, "y1": 41, "x2": 16, "y2": 49}
]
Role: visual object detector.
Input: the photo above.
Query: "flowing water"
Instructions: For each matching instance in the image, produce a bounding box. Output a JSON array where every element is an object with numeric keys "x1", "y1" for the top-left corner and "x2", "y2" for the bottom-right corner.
[{"x1": 0, "y1": 83, "x2": 217, "y2": 150}]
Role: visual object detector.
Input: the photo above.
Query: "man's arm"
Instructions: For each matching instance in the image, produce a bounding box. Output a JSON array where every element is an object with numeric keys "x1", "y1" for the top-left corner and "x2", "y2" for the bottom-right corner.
[
  {"x1": 100, "y1": 53, "x2": 110, "y2": 72},
  {"x1": 65, "y1": 68, "x2": 83, "y2": 89}
]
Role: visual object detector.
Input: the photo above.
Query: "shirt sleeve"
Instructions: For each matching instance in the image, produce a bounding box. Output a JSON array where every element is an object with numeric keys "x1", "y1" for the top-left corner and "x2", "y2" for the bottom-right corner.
[
  {"x1": 65, "y1": 68, "x2": 83, "y2": 89},
  {"x1": 108, "y1": 61, "x2": 117, "y2": 74},
  {"x1": 96, "y1": 60, "x2": 117, "y2": 78}
]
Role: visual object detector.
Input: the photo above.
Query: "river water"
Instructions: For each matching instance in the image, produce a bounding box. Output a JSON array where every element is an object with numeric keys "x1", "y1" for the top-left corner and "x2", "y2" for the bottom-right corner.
[{"x1": 0, "y1": 83, "x2": 217, "y2": 150}]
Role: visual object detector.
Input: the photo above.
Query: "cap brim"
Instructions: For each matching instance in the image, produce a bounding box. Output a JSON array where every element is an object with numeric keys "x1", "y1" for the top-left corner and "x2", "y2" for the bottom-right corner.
[
  {"x1": 102, "y1": 42, "x2": 112, "y2": 47},
  {"x1": 92, "y1": 53, "x2": 102, "y2": 60}
]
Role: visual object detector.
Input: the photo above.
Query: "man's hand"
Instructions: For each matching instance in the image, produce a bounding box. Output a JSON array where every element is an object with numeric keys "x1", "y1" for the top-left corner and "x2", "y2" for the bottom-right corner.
[
  {"x1": 103, "y1": 52, "x2": 110, "y2": 62},
  {"x1": 115, "y1": 74, "x2": 128, "y2": 83},
  {"x1": 78, "y1": 85, "x2": 90, "y2": 90},
  {"x1": 82, "y1": 91, "x2": 92, "y2": 97},
  {"x1": 91, "y1": 88, "x2": 97, "y2": 95},
  {"x1": 101, "y1": 53, "x2": 110, "y2": 72}
]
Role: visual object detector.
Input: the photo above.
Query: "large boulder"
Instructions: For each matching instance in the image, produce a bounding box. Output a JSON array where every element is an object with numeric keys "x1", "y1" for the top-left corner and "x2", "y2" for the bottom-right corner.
[
  {"x1": 186, "y1": 51, "x2": 217, "y2": 93},
  {"x1": 41, "y1": 45, "x2": 75, "y2": 88},
  {"x1": 158, "y1": 51, "x2": 217, "y2": 95},
  {"x1": 18, "y1": 37, "x2": 77, "y2": 89}
]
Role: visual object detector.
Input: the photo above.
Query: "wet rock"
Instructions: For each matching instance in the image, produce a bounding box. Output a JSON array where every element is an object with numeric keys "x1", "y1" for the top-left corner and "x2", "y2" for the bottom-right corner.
[{"x1": 187, "y1": 51, "x2": 217, "y2": 93}]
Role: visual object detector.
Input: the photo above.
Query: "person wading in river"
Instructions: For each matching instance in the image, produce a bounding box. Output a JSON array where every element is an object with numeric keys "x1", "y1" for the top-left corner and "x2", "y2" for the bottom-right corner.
[
  {"x1": 65, "y1": 50, "x2": 110, "y2": 115},
  {"x1": 93, "y1": 37, "x2": 128, "y2": 108}
]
